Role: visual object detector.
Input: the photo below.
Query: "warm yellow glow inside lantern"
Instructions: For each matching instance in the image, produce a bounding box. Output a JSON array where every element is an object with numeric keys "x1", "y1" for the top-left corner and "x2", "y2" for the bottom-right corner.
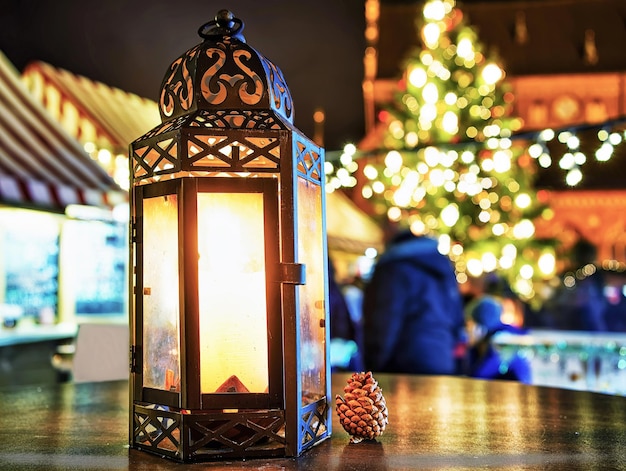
[
  {"x1": 142, "y1": 195, "x2": 181, "y2": 391},
  {"x1": 197, "y1": 192, "x2": 269, "y2": 394},
  {"x1": 140, "y1": 191, "x2": 271, "y2": 394}
]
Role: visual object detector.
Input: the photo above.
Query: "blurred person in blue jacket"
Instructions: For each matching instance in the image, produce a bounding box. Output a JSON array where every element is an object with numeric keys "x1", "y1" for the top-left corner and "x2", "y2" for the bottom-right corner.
[
  {"x1": 467, "y1": 294, "x2": 531, "y2": 383},
  {"x1": 362, "y1": 229, "x2": 466, "y2": 375}
]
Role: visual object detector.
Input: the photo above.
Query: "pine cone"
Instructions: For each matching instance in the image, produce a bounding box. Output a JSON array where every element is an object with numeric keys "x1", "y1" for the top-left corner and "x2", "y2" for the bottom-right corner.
[{"x1": 335, "y1": 371, "x2": 388, "y2": 443}]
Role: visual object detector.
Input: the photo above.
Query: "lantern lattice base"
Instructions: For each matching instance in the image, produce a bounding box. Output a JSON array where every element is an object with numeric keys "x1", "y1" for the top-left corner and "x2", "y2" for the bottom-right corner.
[{"x1": 131, "y1": 400, "x2": 330, "y2": 462}]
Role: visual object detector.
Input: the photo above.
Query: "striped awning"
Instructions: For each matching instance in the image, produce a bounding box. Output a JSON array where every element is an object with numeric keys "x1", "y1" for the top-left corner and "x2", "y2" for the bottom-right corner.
[
  {"x1": 0, "y1": 51, "x2": 124, "y2": 211},
  {"x1": 22, "y1": 61, "x2": 161, "y2": 153}
]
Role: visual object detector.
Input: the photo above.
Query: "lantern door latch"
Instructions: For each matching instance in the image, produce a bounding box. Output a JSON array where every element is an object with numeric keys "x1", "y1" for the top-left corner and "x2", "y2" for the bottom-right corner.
[
  {"x1": 277, "y1": 263, "x2": 306, "y2": 285},
  {"x1": 130, "y1": 345, "x2": 140, "y2": 374}
]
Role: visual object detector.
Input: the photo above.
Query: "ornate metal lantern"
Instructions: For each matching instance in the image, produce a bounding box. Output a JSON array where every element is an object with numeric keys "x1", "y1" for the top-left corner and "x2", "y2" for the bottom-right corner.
[{"x1": 128, "y1": 10, "x2": 331, "y2": 462}]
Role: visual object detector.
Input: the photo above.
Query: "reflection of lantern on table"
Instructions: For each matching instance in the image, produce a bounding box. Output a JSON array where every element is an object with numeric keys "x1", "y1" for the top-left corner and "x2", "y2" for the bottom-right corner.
[{"x1": 128, "y1": 10, "x2": 331, "y2": 462}]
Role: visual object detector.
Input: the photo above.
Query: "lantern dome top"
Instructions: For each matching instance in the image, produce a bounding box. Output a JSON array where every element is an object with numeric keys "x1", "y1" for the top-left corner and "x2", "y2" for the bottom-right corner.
[{"x1": 158, "y1": 10, "x2": 294, "y2": 125}]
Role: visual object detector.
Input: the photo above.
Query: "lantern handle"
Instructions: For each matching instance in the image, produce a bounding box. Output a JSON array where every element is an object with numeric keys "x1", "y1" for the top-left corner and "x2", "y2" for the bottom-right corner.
[{"x1": 198, "y1": 9, "x2": 245, "y2": 41}]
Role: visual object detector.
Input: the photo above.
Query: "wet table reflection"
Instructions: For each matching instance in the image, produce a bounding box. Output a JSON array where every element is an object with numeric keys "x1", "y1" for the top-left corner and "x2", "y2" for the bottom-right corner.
[{"x1": 0, "y1": 373, "x2": 625, "y2": 470}]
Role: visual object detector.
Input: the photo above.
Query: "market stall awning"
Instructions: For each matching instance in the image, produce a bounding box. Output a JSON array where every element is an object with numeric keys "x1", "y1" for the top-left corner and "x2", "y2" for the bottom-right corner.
[
  {"x1": 326, "y1": 190, "x2": 384, "y2": 254},
  {"x1": 0, "y1": 51, "x2": 124, "y2": 211},
  {"x1": 21, "y1": 61, "x2": 161, "y2": 153}
]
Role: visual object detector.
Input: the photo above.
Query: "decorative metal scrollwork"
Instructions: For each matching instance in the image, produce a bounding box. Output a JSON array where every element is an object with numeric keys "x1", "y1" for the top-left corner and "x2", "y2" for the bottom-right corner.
[
  {"x1": 160, "y1": 46, "x2": 199, "y2": 117},
  {"x1": 156, "y1": 9, "x2": 295, "y2": 124},
  {"x1": 200, "y1": 47, "x2": 263, "y2": 106}
]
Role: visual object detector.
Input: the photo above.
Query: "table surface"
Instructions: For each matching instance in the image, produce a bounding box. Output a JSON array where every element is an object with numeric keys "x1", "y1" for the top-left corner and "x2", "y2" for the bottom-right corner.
[{"x1": 1, "y1": 373, "x2": 625, "y2": 470}]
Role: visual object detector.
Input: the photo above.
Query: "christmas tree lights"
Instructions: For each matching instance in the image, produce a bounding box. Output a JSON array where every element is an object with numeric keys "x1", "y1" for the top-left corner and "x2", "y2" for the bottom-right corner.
[
  {"x1": 327, "y1": 0, "x2": 557, "y2": 302},
  {"x1": 326, "y1": 0, "x2": 626, "y2": 303}
]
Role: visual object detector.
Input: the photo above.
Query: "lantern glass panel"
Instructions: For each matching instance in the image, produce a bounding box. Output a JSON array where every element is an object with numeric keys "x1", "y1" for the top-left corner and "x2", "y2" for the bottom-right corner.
[
  {"x1": 142, "y1": 195, "x2": 181, "y2": 391},
  {"x1": 296, "y1": 177, "x2": 326, "y2": 404},
  {"x1": 197, "y1": 192, "x2": 269, "y2": 394}
]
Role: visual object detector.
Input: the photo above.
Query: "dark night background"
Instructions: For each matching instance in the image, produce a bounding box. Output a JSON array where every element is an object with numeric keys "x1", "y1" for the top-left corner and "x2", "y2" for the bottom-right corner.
[{"x1": 0, "y1": 0, "x2": 367, "y2": 151}]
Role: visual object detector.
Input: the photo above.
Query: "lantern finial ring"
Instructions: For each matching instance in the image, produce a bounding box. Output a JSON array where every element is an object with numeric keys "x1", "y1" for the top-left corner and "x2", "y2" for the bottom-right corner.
[{"x1": 198, "y1": 10, "x2": 245, "y2": 41}]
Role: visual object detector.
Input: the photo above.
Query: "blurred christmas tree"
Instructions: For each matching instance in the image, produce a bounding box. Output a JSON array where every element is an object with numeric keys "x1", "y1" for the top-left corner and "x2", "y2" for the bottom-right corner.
[{"x1": 351, "y1": 0, "x2": 555, "y2": 301}]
